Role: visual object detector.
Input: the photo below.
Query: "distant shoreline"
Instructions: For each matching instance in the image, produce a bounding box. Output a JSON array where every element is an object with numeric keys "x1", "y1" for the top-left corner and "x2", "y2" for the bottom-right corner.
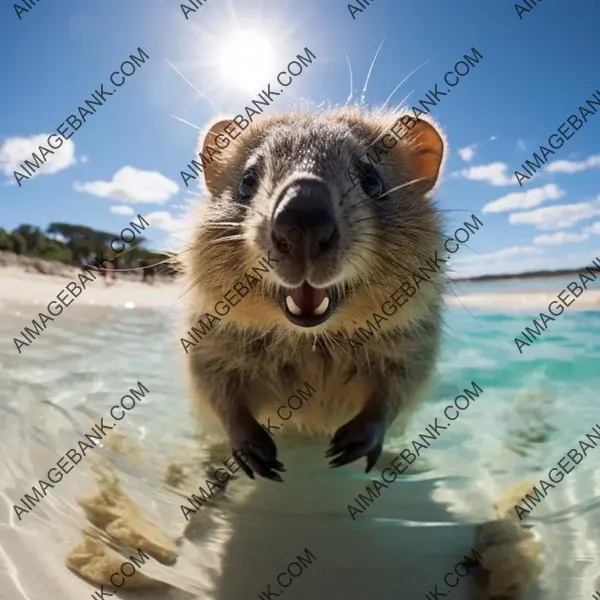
[
  {"x1": 0, "y1": 250, "x2": 179, "y2": 281},
  {"x1": 1, "y1": 250, "x2": 595, "y2": 286},
  {"x1": 2, "y1": 252, "x2": 600, "y2": 312},
  {"x1": 453, "y1": 266, "x2": 597, "y2": 284}
]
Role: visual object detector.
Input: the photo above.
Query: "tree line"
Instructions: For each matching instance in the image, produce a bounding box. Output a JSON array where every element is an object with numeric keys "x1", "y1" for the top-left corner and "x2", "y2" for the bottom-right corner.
[{"x1": 0, "y1": 222, "x2": 179, "y2": 276}]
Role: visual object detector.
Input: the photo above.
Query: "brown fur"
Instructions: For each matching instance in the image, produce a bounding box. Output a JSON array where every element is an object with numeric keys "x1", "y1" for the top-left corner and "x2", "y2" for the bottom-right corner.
[
  {"x1": 180, "y1": 106, "x2": 447, "y2": 456},
  {"x1": 176, "y1": 108, "x2": 544, "y2": 590}
]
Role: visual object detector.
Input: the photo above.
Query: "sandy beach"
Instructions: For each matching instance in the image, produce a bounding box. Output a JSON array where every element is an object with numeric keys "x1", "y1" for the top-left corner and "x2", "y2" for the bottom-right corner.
[
  {"x1": 0, "y1": 266, "x2": 182, "y2": 310},
  {"x1": 445, "y1": 290, "x2": 600, "y2": 310},
  {"x1": 2, "y1": 263, "x2": 600, "y2": 312}
]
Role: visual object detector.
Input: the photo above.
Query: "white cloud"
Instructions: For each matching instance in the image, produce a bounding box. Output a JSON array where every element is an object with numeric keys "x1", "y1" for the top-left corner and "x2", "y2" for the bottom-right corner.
[
  {"x1": 449, "y1": 246, "x2": 544, "y2": 278},
  {"x1": 509, "y1": 197, "x2": 600, "y2": 230},
  {"x1": 490, "y1": 245, "x2": 544, "y2": 258},
  {"x1": 73, "y1": 166, "x2": 178, "y2": 204},
  {"x1": 109, "y1": 205, "x2": 135, "y2": 216},
  {"x1": 452, "y1": 162, "x2": 516, "y2": 186},
  {"x1": 489, "y1": 136, "x2": 497, "y2": 141},
  {"x1": 458, "y1": 145, "x2": 476, "y2": 162},
  {"x1": 516, "y1": 139, "x2": 526, "y2": 152},
  {"x1": 532, "y1": 220, "x2": 600, "y2": 245},
  {"x1": 452, "y1": 245, "x2": 543, "y2": 264},
  {"x1": 0, "y1": 134, "x2": 76, "y2": 183},
  {"x1": 482, "y1": 184, "x2": 565, "y2": 214},
  {"x1": 583, "y1": 221, "x2": 600, "y2": 236},
  {"x1": 80, "y1": 155, "x2": 89, "y2": 164},
  {"x1": 144, "y1": 211, "x2": 188, "y2": 232},
  {"x1": 533, "y1": 231, "x2": 590, "y2": 246},
  {"x1": 546, "y1": 155, "x2": 600, "y2": 174},
  {"x1": 145, "y1": 210, "x2": 190, "y2": 253}
]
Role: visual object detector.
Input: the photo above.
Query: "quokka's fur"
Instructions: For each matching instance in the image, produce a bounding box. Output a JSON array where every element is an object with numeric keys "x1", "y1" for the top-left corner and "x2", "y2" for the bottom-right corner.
[{"x1": 180, "y1": 107, "x2": 448, "y2": 478}]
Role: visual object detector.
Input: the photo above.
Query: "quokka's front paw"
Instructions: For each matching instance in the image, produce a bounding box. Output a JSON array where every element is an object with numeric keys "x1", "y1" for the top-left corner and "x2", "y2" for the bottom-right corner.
[
  {"x1": 228, "y1": 411, "x2": 286, "y2": 482},
  {"x1": 325, "y1": 407, "x2": 386, "y2": 472}
]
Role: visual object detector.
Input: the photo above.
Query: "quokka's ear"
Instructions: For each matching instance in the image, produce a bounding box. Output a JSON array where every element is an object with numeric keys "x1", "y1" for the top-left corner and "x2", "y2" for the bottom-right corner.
[
  {"x1": 399, "y1": 115, "x2": 446, "y2": 195},
  {"x1": 197, "y1": 119, "x2": 233, "y2": 194}
]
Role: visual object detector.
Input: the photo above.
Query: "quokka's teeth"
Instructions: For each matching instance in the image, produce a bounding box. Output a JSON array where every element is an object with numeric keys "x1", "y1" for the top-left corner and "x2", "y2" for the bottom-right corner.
[
  {"x1": 285, "y1": 296, "x2": 304, "y2": 316},
  {"x1": 312, "y1": 296, "x2": 330, "y2": 316}
]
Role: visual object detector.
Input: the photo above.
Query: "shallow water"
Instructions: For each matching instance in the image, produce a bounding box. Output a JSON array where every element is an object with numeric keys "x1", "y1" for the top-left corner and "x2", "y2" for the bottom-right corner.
[{"x1": 2, "y1": 286, "x2": 600, "y2": 600}]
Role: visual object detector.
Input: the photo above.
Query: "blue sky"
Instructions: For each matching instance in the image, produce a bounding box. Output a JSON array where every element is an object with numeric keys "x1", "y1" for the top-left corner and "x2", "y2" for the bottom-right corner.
[{"x1": 1, "y1": 0, "x2": 599, "y2": 277}]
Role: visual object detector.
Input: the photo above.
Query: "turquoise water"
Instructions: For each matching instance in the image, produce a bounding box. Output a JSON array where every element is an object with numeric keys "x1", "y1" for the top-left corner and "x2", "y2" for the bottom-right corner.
[{"x1": 2, "y1": 283, "x2": 600, "y2": 599}]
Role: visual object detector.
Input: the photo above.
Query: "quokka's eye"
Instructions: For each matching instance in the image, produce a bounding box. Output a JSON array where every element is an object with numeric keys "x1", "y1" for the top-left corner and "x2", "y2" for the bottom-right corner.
[
  {"x1": 239, "y1": 171, "x2": 259, "y2": 201},
  {"x1": 360, "y1": 170, "x2": 385, "y2": 200}
]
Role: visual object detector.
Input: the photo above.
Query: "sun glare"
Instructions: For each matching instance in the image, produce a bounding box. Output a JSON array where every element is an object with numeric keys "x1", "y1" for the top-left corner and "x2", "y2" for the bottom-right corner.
[{"x1": 216, "y1": 31, "x2": 275, "y2": 93}]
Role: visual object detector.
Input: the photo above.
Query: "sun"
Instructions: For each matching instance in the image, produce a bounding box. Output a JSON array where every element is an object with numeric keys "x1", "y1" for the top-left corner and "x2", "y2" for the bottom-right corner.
[{"x1": 215, "y1": 31, "x2": 275, "y2": 93}]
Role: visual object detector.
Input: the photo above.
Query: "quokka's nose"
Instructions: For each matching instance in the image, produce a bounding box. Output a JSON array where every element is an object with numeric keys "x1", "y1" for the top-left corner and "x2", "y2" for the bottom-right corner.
[{"x1": 271, "y1": 179, "x2": 339, "y2": 260}]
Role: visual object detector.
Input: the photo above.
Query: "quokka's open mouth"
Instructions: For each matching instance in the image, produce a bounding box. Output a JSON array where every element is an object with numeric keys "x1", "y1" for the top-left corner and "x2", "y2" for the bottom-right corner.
[{"x1": 277, "y1": 281, "x2": 339, "y2": 327}]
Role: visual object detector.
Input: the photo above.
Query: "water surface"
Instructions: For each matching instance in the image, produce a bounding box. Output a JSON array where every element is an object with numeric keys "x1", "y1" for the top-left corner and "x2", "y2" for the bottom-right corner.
[{"x1": 1, "y1": 281, "x2": 600, "y2": 600}]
